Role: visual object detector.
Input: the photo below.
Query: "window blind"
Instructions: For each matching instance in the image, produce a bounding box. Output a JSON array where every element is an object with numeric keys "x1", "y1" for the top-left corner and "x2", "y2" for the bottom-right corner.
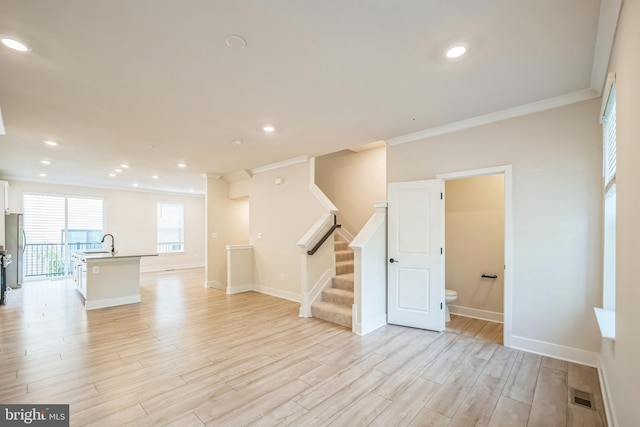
[{"x1": 603, "y1": 86, "x2": 617, "y2": 191}]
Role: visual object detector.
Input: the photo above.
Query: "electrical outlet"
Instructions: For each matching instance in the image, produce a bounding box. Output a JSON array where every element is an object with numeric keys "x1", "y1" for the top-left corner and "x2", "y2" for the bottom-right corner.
[
  {"x1": 280, "y1": 273, "x2": 285, "y2": 281},
  {"x1": 92, "y1": 266, "x2": 100, "y2": 274},
  {"x1": 211, "y1": 232, "x2": 218, "y2": 239},
  {"x1": 257, "y1": 232, "x2": 262, "y2": 239}
]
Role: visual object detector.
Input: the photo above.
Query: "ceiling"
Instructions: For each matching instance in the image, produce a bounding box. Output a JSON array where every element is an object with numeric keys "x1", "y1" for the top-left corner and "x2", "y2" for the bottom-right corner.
[{"x1": 0, "y1": 0, "x2": 608, "y2": 194}]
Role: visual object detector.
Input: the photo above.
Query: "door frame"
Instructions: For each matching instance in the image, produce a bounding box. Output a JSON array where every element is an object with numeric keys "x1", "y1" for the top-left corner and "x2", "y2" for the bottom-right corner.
[{"x1": 436, "y1": 165, "x2": 513, "y2": 348}]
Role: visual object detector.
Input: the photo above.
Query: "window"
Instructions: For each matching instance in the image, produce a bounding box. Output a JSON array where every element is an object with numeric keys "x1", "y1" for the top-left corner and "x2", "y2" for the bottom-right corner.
[
  {"x1": 602, "y1": 82, "x2": 616, "y2": 313},
  {"x1": 23, "y1": 194, "x2": 104, "y2": 278},
  {"x1": 157, "y1": 203, "x2": 184, "y2": 253}
]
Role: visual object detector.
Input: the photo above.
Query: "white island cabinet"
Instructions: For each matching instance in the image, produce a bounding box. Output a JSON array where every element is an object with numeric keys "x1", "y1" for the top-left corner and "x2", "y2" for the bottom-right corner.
[{"x1": 72, "y1": 251, "x2": 158, "y2": 310}]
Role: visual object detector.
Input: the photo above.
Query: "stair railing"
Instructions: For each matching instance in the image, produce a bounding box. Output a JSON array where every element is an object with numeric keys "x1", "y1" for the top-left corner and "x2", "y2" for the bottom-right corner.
[{"x1": 307, "y1": 214, "x2": 341, "y2": 255}]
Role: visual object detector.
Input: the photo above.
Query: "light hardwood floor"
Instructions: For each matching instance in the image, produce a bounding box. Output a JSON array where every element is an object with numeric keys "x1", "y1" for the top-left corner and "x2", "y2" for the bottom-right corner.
[{"x1": 0, "y1": 268, "x2": 606, "y2": 426}]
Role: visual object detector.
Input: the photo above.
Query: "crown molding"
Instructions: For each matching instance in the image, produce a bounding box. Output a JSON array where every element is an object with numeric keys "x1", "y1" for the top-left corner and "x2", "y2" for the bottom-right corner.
[
  {"x1": 250, "y1": 155, "x2": 309, "y2": 175},
  {"x1": 387, "y1": 89, "x2": 599, "y2": 146}
]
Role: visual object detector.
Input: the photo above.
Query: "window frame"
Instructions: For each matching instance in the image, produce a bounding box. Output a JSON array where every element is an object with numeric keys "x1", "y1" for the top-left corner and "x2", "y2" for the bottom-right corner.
[{"x1": 156, "y1": 202, "x2": 185, "y2": 254}]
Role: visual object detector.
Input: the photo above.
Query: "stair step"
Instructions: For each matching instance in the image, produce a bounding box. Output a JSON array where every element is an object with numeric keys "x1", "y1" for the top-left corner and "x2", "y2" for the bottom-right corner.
[
  {"x1": 333, "y1": 273, "x2": 354, "y2": 291},
  {"x1": 334, "y1": 240, "x2": 350, "y2": 251},
  {"x1": 322, "y1": 287, "x2": 354, "y2": 306},
  {"x1": 335, "y1": 250, "x2": 354, "y2": 262},
  {"x1": 336, "y1": 260, "x2": 354, "y2": 275},
  {"x1": 311, "y1": 301, "x2": 352, "y2": 328}
]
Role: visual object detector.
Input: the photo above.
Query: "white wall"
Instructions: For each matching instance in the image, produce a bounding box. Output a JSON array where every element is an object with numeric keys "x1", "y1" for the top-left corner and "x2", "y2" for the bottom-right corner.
[
  {"x1": 6, "y1": 180, "x2": 205, "y2": 272},
  {"x1": 599, "y1": 1, "x2": 640, "y2": 425},
  {"x1": 388, "y1": 98, "x2": 603, "y2": 357},
  {"x1": 205, "y1": 176, "x2": 249, "y2": 288},
  {"x1": 445, "y1": 175, "x2": 504, "y2": 319},
  {"x1": 250, "y1": 160, "x2": 326, "y2": 300},
  {"x1": 315, "y1": 147, "x2": 386, "y2": 236}
]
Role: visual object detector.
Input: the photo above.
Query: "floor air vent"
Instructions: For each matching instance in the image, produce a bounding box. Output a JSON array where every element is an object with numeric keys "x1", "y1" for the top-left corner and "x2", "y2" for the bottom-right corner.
[{"x1": 570, "y1": 388, "x2": 596, "y2": 411}]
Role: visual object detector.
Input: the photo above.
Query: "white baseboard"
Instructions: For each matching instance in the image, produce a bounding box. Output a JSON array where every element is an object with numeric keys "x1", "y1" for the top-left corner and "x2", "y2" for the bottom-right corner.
[
  {"x1": 226, "y1": 284, "x2": 253, "y2": 294},
  {"x1": 449, "y1": 305, "x2": 503, "y2": 323},
  {"x1": 205, "y1": 280, "x2": 225, "y2": 290},
  {"x1": 85, "y1": 295, "x2": 141, "y2": 310},
  {"x1": 253, "y1": 285, "x2": 301, "y2": 303},
  {"x1": 598, "y1": 355, "x2": 618, "y2": 427},
  {"x1": 510, "y1": 335, "x2": 599, "y2": 367},
  {"x1": 353, "y1": 313, "x2": 387, "y2": 336}
]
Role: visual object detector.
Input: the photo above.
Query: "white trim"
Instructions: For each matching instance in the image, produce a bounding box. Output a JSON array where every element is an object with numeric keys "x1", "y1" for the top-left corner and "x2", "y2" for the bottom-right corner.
[
  {"x1": 387, "y1": 89, "x2": 598, "y2": 146},
  {"x1": 590, "y1": 0, "x2": 622, "y2": 94},
  {"x1": 511, "y1": 335, "x2": 599, "y2": 367},
  {"x1": 437, "y1": 165, "x2": 513, "y2": 348},
  {"x1": 335, "y1": 227, "x2": 354, "y2": 243},
  {"x1": 352, "y1": 306, "x2": 387, "y2": 336},
  {"x1": 598, "y1": 355, "x2": 618, "y2": 427},
  {"x1": 594, "y1": 307, "x2": 615, "y2": 340},
  {"x1": 250, "y1": 156, "x2": 309, "y2": 175},
  {"x1": 449, "y1": 306, "x2": 503, "y2": 323},
  {"x1": 0, "y1": 105, "x2": 5, "y2": 135},
  {"x1": 297, "y1": 213, "x2": 334, "y2": 248},
  {"x1": 85, "y1": 295, "x2": 141, "y2": 310},
  {"x1": 204, "y1": 280, "x2": 225, "y2": 290},
  {"x1": 600, "y1": 72, "x2": 617, "y2": 122},
  {"x1": 226, "y1": 284, "x2": 254, "y2": 294},
  {"x1": 300, "y1": 269, "x2": 333, "y2": 317},
  {"x1": 310, "y1": 183, "x2": 338, "y2": 213},
  {"x1": 6, "y1": 177, "x2": 206, "y2": 197},
  {"x1": 225, "y1": 244, "x2": 254, "y2": 251},
  {"x1": 348, "y1": 140, "x2": 387, "y2": 153},
  {"x1": 253, "y1": 285, "x2": 301, "y2": 303}
]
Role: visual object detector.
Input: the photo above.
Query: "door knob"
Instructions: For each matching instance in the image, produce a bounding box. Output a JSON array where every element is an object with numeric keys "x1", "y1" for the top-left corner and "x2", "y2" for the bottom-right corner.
[{"x1": 389, "y1": 258, "x2": 398, "y2": 263}]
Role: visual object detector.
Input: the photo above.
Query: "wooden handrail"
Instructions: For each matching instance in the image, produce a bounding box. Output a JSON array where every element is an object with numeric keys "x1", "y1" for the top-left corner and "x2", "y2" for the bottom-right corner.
[{"x1": 307, "y1": 215, "x2": 341, "y2": 255}]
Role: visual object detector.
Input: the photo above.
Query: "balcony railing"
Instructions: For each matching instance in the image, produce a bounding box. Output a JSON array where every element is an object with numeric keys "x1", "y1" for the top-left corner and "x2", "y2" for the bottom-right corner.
[
  {"x1": 157, "y1": 242, "x2": 184, "y2": 253},
  {"x1": 25, "y1": 242, "x2": 102, "y2": 278}
]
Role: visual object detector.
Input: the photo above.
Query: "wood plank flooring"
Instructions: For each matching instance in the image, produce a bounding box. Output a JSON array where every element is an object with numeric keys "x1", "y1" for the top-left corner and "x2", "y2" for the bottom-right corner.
[{"x1": 0, "y1": 269, "x2": 607, "y2": 426}]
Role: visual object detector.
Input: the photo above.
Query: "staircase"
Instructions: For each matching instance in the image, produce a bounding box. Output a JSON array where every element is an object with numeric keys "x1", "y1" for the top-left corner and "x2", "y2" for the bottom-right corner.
[{"x1": 310, "y1": 236, "x2": 354, "y2": 328}]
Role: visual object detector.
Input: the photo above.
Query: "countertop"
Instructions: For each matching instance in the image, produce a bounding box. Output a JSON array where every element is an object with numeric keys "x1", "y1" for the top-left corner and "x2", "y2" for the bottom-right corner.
[{"x1": 73, "y1": 251, "x2": 159, "y2": 261}]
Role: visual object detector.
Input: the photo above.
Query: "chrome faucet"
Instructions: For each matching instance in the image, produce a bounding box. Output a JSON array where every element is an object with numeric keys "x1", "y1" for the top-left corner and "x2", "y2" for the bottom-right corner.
[{"x1": 101, "y1": 233, "x2": 115, "y2": 253}]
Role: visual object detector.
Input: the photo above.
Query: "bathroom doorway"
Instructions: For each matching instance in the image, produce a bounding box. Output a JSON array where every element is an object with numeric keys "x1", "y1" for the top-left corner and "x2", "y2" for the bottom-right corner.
[{"x1": 437, "y1": 166, "x2": 512, "y2": 347}]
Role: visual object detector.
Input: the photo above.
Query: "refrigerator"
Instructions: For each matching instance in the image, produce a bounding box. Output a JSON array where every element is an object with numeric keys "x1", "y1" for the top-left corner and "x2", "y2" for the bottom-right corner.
[{"x1": 5, "y1": 213, "x2": 24, "y2": 288}]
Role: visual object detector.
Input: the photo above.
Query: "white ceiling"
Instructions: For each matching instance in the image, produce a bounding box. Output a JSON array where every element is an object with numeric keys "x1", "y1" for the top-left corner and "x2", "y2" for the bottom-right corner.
[{"x1": 0, "y1": 0, "x2": 607, "y2": 194}]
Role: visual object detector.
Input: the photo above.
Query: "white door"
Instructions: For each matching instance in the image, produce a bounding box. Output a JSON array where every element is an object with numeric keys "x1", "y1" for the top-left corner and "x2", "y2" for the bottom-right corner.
[{"x1": 388, "y1": 179, "x2": 445, "y2": 331}]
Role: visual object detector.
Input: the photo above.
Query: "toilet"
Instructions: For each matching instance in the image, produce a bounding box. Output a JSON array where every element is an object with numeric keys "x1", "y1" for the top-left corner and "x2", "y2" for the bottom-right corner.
[{"x1": 445, "y1": 289, "x2": 458, "y2": 322}]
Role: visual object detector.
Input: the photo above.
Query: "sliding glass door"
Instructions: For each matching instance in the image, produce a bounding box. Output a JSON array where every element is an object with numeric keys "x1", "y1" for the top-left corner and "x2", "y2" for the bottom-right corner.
[{"x1": 23, "y1": 194, "x2": 104, "y2": 279}]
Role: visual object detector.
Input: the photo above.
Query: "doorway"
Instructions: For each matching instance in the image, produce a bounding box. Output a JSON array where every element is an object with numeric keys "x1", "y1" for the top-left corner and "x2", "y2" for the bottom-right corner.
[
  {"x1": 437, "y1": 166, "x2": 512, "y2": 347},
  {"x1": 23, "y1": 193, "x2": 105, "y2": 280}
]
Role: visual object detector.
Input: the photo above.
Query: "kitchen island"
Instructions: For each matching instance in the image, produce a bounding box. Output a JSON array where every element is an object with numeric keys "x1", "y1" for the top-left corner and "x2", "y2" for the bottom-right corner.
[{"x1": 72, "y1": 251, "x2": 158, "y2": 310}]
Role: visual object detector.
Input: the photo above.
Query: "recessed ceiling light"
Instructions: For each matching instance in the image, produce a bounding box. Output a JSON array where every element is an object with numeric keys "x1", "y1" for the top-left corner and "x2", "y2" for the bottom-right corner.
[
  {"x1": 132, "y1": 183, "x2": 139, "y2": 187},
  {"x1": 114, "y1": 168, "x2": 123, "y2": 173},
  {"x1": 39, "y1": 173, "x2": 46, "y2": 177},
  {"x1": 189, "y1": 189, "x2": 194, "y2": 193},
  {"x1": 44, "y1": 140, "x2": 58, "y2": 146},
  {"x1": 446, "y1": 44, "x2": 467, "y2": 59},
  {"x1": 152, "y1": 175, "x2": 159, "y2": 179},
  {"x1": 1, "y1": 37, "x2": 30, "y2": 52},
  {"x1": 41, "y1": 160, "x2": 51, "y2": 165},
  {"x1": 109, "y1": 173, "x2": 116, "y2": 177},
  {"x1": 231, "y1": 139, "x2": 242, "y2": 146},
  {"x1": 225, "y1": 35, "x2": 247, "y2": 50},
  {"x1": 177, "y1": 163, "x2": 187, "y2": 168},
  {"x1": 120, "y1": 164, "x2": 129, "y2": 169},
  {"x1": 262, "y1": 125, "x2": 275, "y2": 133}
]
